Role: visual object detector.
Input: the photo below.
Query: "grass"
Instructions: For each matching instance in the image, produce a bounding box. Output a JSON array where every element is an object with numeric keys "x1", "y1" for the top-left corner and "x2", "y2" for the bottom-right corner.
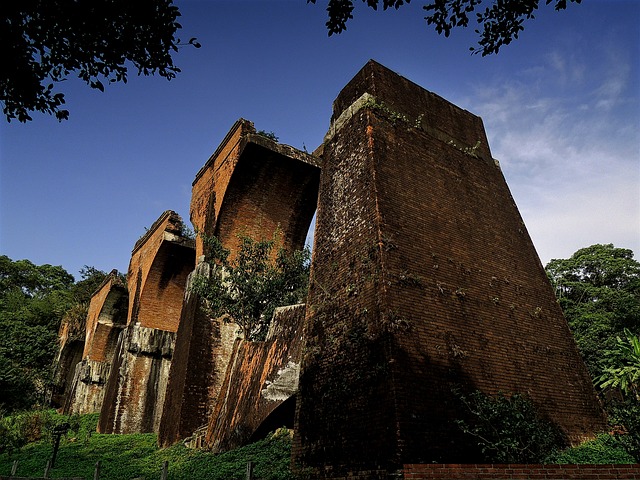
[{"x1": 0, "y1": 412, "x2": 295, "y2": 480}]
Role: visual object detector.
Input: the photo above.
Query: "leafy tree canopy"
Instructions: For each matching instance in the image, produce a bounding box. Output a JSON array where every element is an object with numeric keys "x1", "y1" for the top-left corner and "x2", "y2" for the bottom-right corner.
[
  {"x1": 309, "y1": 0, "x2": 581, "y2": 55},
  {"x1": 598, "y1": 328, "x2": 640, "y2": 401},
  {"x1": 0, "y1": 256, "x2": 107, "y2": 413},
  {"x1": 545, "y1": 244, "x2": 640, "y2": 381},
  {"x1": 1, "y1": 0, "x2": 198, "y2": 122},
  {"x1": 192, "y1": 234, "x2": 310, "y2": 341},
  {"x1": 546, "y1": 244, "x2": 640, "y2": 461}
]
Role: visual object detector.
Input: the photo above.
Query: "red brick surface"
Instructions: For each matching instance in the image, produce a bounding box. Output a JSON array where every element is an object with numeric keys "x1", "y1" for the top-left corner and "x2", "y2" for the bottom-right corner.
[
  {"x1": 159, "y1": 122, "x2": 319, "y2": 446},
  {"x1": 190, "y1": 119, "x2": 320, "y2": 260},
  {"x1": 127, "y1": 210, "x2": 195, "y2": 331},
  {"x1": 294, "y1": 61, "x2": 605, "y2": 474},
  {"x1": 205, "y1": 304, "x2": 305, "y2": 453},
  {"x1": 82, "y1": 271, "x2": 127, "y2": 362},
  {"x1": 402, "y1": 464, "x2": 640, "y2": 479},
  {"x1": 98, "y1": 211, "x2": 194, "y2": 434}
]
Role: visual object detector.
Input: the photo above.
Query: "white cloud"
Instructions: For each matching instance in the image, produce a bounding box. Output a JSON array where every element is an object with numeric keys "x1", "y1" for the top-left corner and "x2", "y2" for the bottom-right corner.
[{"x1": 466, "y1": 47, "x2": 640, "y2": 265}]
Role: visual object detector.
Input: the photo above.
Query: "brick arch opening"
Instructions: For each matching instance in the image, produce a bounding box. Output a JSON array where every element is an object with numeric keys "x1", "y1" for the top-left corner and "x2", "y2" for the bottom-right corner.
[
  {"x1": 86, "y1": 286, "x2": 128, "y2": 362},
  {"x1": 51, "y1": 339, "x2": 84, "y2": 408},
  {"x1": 247, "y1": 395, "x2": 297, "y2": 444},
  {"x1": 137, "y1": 241, "x2": 195, "y2": 331},
  {"x1": 213, "y1": 142, "x2": 320, "y2": 257}
]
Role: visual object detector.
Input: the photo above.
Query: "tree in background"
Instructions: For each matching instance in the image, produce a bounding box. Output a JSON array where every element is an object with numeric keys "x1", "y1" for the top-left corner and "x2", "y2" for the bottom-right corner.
[
  {"x1": 310, "y1": 0, "x2": 582, "y2": 56},
  {"x1": 545, "y1": 244, "x2": 640, "y2": 381},
  {"x1": 1, "y1": 0, "x2": 199, "y2": 122},
  {"x1": 0, "y1": 256, "x2": 107, "y2": 413},
  {"x1": 192, "y1": 234, "x2": 310, "y2": 341},
  {"x1": 546, "y1": 244, "x2": 640, "y2": 461}
]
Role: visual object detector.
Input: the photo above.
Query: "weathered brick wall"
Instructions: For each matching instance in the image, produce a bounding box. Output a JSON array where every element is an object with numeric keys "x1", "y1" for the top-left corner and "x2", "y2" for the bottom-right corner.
[
  {"x1": 65, "y1": 359, "x2": 112, "y2": 414},
  {"x1": 158, "y1": 122, "x2": 320, "y2": 447},
  {"x1": 64, "y1": 272, "x2": 127, "y2": 415},
  {"x1": 158, "y1": 261, "x2": 238, "y2": 448},
  {"x1": 52, "y1": 297, "x2": 89, "y2": 408},
  {"x1": 205, "y1": 304, "x2": 305, "y2": 453},
  {"x1": 402, "y1": 464, "x2": 640, "y2": 479},
  {"x1": 127, "y1": 210, "x2": 195, "y2": 330},
  {"x1": 98, "y1": 211, "x2": 194, "y2": 434},
  {"x1": 190, "y1": 119, "x2": 320, "y2": 260},
  {"x1": 294, "y1": 61, "x2": 605, "y2": 475},
  {"x1": 51, "y1": 338, "x2": 84, "y2": 409},
  {"x1": 191, "y1": 119, "x2": 250, "y2": 260},
  {"x1": 82, "y1": 271, "x2": 128, "y2": 361},
  {"x1": 98, "y1": 323, "x2": 175, "y2": 434}
]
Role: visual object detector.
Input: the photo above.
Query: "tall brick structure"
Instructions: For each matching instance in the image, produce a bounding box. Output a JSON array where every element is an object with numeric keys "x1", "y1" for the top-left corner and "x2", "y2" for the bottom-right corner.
[
  {"x1": 158, "y1": 120, "x2": 320, "y2": 447},
  {"x1": 64, "y1": 270, "x2": 128, "y2": 414},
  {"x1": 293, "y1": 61, "x2": 605, "y2": 475},
  {"x1": 52, "y1": 61, "x2": 613, "y2": 479},
  {"x1": 52, "y1": 310, "x2": 87, "y2": 408},
  {"x1": 98, "y1": 211, "x2": 194, "y2": 434}
]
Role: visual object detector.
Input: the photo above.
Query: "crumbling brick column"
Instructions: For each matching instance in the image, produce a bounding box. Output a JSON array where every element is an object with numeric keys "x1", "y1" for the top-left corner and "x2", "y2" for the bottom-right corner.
[
  {"x1": 158, "y1": 121, "x2": 320, "y2": 447},
  {"x1": 294, "y1": 61, "x2": 605, "y2": 476},
  {"x1": 98, "y1": 211, "x2": 194, "y2": 434},
  {"x1": 64, "y1": 271, "x2": 128, "y2": 415}
]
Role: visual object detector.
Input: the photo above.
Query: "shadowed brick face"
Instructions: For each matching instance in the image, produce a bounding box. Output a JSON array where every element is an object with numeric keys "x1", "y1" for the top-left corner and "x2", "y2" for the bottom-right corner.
[
  {"x1": 190, "y1": 119, "x2": 320, "y2": 259},
  {"x1": 294, "y1": 61, "x2": 605, "y2": 475}
]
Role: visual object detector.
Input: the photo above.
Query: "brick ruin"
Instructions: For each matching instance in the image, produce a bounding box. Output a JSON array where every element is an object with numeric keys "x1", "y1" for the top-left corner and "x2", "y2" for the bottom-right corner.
[
  {"x1": 98, "y1": 211, "x2": 195, "y2": 434},
  {"x1": 58, "y1": 60, "x2": 608, "y2": 477},
  {"x1": 64, "y1": 270, "x2": 128, "y2": 415},
  {"x1": 158, "y1": 119, "x2": 320, "y2": 448}
]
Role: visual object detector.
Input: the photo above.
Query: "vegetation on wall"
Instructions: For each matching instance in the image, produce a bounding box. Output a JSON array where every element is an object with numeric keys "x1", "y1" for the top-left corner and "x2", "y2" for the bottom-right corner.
[{"x1": 192, "y1": 234, "x2": 310, "y2": 341}]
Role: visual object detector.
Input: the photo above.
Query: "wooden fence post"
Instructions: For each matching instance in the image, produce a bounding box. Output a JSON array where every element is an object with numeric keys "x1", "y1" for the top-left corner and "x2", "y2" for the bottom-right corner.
[
  {"x1": 94, "y1": 460, "x2": 101, "y2": 480},
  {"x1": 43, "y1": 459, "x2": 52, "y2": 478},
  {"x1": 160, "y1": 460, "x2": 168, "y2": 480},
  {"x1": 11, "y1": 460, "x2": 18, "y2": 476},
  {"x1": 246, "y1": 461, "x2": 254, "y2": 480}
]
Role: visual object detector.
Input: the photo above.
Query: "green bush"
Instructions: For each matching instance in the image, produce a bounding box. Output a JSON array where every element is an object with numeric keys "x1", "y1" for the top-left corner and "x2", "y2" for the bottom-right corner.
[
  {"x1": 455, "y1": 389, "x2": 567, "y2": 463},
  {"x1": 606, "y1": 398, "x2": 640, "y2": 462},
  {"x1": 546, "y1": 434, "x2": 636, "y2": 464}
]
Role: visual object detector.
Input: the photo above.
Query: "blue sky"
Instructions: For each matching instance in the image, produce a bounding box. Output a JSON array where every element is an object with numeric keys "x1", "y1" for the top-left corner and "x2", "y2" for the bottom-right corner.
[{"x1": 1, "y1": 0, "x2": 638, "y2": 279}]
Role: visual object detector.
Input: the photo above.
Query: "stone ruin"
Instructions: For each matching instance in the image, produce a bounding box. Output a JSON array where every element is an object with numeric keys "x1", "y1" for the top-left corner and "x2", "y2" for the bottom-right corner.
[{"x1": 57, "y1": 61, "x2": 606, "y2": 477}]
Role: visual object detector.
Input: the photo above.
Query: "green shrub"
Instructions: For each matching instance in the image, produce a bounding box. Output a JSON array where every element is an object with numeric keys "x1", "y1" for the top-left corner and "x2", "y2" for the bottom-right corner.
[
  {"x1": 606, "y1": 397, "x2": 640, "y2": 462},
  {"x1": 546, "y1": 434, "x2": 636, "y2": 464},
  {"x1": 455, "y1": 389, "x2": 567, "y2": 463}
]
